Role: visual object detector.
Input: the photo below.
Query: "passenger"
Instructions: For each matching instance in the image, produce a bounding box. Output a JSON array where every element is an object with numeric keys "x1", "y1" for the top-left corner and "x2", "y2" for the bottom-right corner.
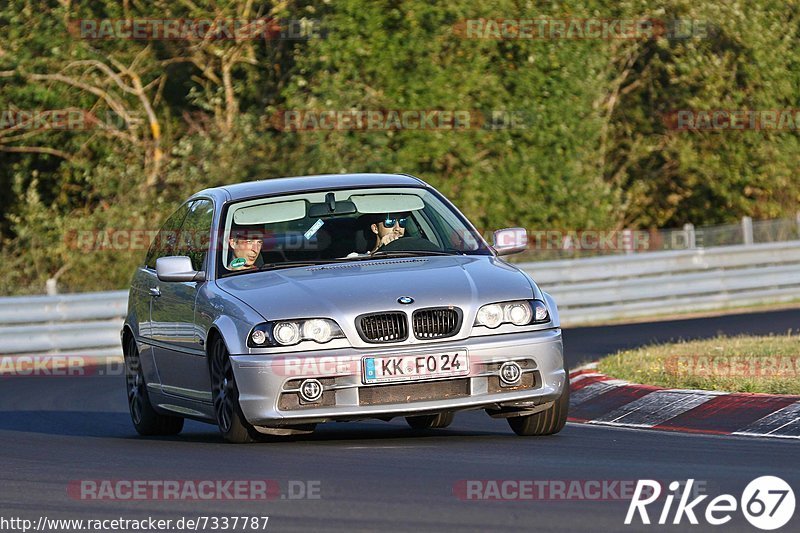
[{"x1": 228, "y1": 228, "x2": 263, "y2": 270}]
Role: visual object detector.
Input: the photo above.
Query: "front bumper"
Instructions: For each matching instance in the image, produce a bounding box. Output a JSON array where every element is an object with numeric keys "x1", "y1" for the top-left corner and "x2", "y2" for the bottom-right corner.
[{"x1": 230, "y1": 328, "x2": 566, "y2": 426}]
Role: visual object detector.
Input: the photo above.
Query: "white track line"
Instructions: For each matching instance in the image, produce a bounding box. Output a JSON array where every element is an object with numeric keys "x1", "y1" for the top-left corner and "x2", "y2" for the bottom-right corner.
[
  {"x1": 590, "y1": 389, "x2": 715, "y2": 427},
  {"x1": 733, "y1": 400, "x2": 800, "y2": 439}
]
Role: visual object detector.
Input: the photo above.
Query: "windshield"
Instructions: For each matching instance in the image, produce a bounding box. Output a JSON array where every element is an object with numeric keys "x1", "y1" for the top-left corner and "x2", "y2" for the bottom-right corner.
[{"x1": 219, "y1": 186, "x2": 491, "y2": 274}]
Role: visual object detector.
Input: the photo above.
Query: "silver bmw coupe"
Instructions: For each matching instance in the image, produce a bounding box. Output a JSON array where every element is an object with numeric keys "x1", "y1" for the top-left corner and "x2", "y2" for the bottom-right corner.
[{"x1": 122, "y1": 173, "x2": 568, "y2": 442}]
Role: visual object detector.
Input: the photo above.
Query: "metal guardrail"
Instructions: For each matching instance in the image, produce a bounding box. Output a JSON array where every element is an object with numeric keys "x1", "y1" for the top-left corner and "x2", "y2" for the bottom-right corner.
[
  {"x1": 0, "y1": 290, "x2": 128, "y2": 356},
  {"x1": 0, "y1": 290, "x2": 128, "y2": 324},
  {"x1": 511, "y1": 213, "x2": 800, "y2": 261},
  {"x1": 1, "y1": 240, "x2": 799, "y2": 357},
  {"x1": 523, "y1": 240, "x2": 800, "y2": 284},
  {"x1": 520, "y1": 240, "x2": 800, "y2": 324}
]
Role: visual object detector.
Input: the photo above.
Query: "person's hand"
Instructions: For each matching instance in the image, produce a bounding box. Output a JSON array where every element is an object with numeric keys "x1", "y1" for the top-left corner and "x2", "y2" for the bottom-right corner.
[{"x1": 380, "y1": 233, "x2": 401, "y2": 246}]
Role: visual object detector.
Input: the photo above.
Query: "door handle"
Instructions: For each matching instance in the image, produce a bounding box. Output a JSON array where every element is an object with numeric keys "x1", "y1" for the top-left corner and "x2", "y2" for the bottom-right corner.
[{"x1": 149, "y1": 287, "x2": 161, "y2": 298}]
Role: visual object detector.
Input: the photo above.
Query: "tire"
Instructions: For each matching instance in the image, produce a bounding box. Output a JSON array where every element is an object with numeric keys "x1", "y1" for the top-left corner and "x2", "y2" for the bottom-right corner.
[
  {"x1": 406, "y1": 412, "x2": 455, "y2": 430},
  {"x1": 507, "y1": 378, "x2": 570, "y2": 436},
  {"x1": 209, "y1": 337, "x2": 259, "y2": 443},
  {"x1": 124, "y1": 337, "x2": 184, "y2": 436}
]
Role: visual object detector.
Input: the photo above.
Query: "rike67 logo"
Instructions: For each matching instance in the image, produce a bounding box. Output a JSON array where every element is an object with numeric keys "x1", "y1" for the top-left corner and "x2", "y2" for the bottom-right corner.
[{"x1": 626, "y1": 477, "x2": 795, "y2": 530}]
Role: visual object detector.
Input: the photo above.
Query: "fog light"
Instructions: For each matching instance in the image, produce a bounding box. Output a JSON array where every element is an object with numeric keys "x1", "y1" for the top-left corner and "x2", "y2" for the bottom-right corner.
[
  {"x1": 299, "y1": 379, "x2": 323, "y2": 402},
  {"x1": 499, "y1": 361, "x2": 522, "y2": 386}
]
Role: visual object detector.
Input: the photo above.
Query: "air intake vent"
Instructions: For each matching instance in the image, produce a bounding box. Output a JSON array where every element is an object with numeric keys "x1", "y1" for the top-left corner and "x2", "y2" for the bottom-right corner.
[
  {"x1": 357, "y1": 312, "x2": 408, "y2": 343},
  {"x1": 412, "y1": 308, "x2": 462, "y2": 339},
  {"x1": 308, "y1": 258, "x2": 428, "y2": 271}
]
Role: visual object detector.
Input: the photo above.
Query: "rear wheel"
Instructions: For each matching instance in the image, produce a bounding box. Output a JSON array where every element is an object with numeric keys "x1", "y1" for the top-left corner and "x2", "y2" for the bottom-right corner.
[
  {"x1": 124, "y1": 337, "x2": 184, "y2": 436},
  {"x1": 406, "y1": 412, "x2": 454, "y2": 430},
  {"x1": 209, "y1": 337, "x2": 258, "y2": 443},
  {"x1": 507, "y1": 379, "x2": 569, "y2": 436}
]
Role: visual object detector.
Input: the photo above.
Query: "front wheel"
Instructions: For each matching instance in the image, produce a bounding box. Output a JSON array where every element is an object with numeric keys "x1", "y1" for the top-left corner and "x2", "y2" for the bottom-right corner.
[
  {"x1": 209, "y1": 338, "x2": 258, "y2": 443},
  {"x1": 406, "y1": 412, "x2": 455, "y2": 430},
  {"x1": 507, "y1": 378, "x2": 569, "y2": 436},
  {"x1": 124, "y1": 337, "x2": 184, "y2": 436}
]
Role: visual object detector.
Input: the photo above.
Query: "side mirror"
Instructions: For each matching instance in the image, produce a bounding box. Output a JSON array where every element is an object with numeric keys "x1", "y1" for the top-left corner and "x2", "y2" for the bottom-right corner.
[
  {"x1": 156, "y1": 256, "x2": 206, "y2": 282},
  {"x1": 493, "y1": 228, "x2": 528, "y2": 256}
]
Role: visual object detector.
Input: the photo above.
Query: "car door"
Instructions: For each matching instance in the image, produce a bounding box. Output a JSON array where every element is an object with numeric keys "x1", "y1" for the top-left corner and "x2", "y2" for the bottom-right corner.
[
  {"x1": 131, "y1": 203, "x2": 191, "y2": 387},
  {"x1": 150, "y1": 198, "x2": 215, "y2": 402}
]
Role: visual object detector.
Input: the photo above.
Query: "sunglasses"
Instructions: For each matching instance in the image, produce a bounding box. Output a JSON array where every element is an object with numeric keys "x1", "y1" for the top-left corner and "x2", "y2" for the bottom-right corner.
[{"x1": 382, "y1": 217, "x2": 408, "y2": 229}]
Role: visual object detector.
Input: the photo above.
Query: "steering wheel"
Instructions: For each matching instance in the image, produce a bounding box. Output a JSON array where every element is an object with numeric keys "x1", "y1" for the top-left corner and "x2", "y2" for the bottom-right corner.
[{"x1": 377, "y1": 236, "x2": 443, "y2": 253}]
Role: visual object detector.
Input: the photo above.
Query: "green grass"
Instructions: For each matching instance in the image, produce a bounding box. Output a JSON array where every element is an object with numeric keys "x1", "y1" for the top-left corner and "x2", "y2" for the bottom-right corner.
[{"x1": 597, "y1": 334, "x2": 800, "y2": 395}]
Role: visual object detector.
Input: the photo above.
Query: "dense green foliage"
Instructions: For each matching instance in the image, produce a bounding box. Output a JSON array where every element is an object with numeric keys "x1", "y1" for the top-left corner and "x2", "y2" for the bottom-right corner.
[{"x1": 1, "y1": 1, "x2": 798, "y2": 294}]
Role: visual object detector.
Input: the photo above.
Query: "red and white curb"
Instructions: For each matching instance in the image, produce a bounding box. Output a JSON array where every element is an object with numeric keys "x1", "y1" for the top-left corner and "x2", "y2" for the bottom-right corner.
[{"x1": 568, "y1": 363, "x2": 800, "y2": 439}]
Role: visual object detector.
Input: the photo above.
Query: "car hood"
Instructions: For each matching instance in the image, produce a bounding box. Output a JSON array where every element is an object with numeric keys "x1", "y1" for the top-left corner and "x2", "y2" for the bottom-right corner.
[{"x1": 215, "y1": 255, "x2": 539, "y2": 322}]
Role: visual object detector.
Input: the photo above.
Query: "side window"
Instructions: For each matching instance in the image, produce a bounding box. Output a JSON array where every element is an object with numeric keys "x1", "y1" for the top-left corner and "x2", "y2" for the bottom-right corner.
[
  {"x1": 176, "y1": 199, "x2": 214, "y2": 271},
  {"x1": 144, "y1": 202, "x2": 191, "y2": 270}
]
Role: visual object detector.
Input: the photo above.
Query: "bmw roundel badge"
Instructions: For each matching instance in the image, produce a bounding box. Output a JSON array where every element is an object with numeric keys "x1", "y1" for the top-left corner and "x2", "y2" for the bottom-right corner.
[{"x1": 397, "y1": 296, "x2": 414, "y2": 305}]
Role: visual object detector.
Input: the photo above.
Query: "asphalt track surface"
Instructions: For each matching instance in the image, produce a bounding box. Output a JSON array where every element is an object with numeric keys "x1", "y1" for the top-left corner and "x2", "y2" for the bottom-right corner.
[{"x1": 1, "y1": 308, "x2": 798, "y2": 532}]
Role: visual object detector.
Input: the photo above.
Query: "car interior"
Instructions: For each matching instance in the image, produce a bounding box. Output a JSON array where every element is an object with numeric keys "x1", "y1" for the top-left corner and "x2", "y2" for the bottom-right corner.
[{"x1": 225, "y1": 212, "x2": 427, "y2": 267}]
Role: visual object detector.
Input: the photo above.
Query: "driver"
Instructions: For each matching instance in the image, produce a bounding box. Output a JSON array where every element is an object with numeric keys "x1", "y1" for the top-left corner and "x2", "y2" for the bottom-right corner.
[
  {"x1": 368, "y1": 212, "x2": 408, "y2": 253},
  {"x1": 228, "y1": 227, "x2": 263, "y2": 270},
  {"x1": 345, "y1": 213, "x2": 410, "y2": 258}
]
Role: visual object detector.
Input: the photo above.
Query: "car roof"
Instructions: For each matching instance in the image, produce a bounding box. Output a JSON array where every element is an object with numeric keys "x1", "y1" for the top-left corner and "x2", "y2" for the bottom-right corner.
[{"x1": 192, "y1": 173, "x2": 429, "y2": 202}]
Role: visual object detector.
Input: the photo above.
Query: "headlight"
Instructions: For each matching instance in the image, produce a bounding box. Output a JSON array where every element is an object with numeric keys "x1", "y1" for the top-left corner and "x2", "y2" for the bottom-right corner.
[
  {"x1": 274, "y1": 322, "x2": 301, "y2": 345},
  {"x1": 248, "y1": 319, "x2": 345, "y2": 347},
  {"x1": 474, "y1": 300, "x2": 550, "y2": 328},
  {"x1": 476, "y1": 304, "x2": 503, "y2": 328},
  {"x1": 505, "y1": 302, "x2": 532, "y2": 325},
  {"x1": 302, "y1": 319, "x2": 333, "y2": 343}
]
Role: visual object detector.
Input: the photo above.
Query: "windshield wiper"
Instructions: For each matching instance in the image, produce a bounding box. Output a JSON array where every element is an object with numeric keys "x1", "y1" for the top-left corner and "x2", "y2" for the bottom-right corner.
[
  {"x1": 369, "y1": 250, "x2": 463, "y2": 258},
  {"x1": 258, "y1": 259, "x2": 347, "y2": 271}
]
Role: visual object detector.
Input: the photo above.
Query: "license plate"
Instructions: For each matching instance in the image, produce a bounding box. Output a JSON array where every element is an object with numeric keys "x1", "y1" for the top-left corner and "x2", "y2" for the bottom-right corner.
[{"x1": 362, "y1": 350, "x2": 469, "y2": 384}]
